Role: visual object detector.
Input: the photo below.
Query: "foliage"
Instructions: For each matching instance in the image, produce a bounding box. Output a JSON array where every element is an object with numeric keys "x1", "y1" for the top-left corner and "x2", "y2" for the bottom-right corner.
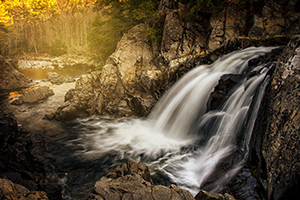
[
  {"x1": 144, "y1": 27, "x2": 161, "y2": 41},
  {"x1": 88, "y1": 0, "x2": 159, "y2": 66},
  {"x1": 143, "y1": 14, "x2": 164, "y2": 43}
]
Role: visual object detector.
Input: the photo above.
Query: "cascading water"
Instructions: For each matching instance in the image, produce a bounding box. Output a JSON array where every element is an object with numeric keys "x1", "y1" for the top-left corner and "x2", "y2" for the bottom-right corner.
[
  {"x1": 49, "y1": 46, "x2": 277, "y2": 199},
  {"x1": 146, "y1": 47, "x2": 275, "y2": 193}
]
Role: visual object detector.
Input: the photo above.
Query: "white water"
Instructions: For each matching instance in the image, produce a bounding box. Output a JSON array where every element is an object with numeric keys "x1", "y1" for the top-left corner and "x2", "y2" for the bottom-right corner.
[{"x1": 62, "y1": 47, "x2": 275, "y2": 197}]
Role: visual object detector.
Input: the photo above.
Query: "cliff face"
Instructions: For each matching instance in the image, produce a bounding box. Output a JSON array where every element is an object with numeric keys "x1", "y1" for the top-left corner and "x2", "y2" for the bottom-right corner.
[{"x1": 260, "y1": 35, "x2": 300, "y2": 200}]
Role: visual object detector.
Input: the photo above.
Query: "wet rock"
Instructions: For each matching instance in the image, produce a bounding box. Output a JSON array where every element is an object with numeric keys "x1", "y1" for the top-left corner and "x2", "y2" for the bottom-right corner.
[
  {"x1": 0, "y1": 178, "x2": 48, "y2": 200},
  {"x1": 207, "y1": 74, "x2": 242, "y2": 112},
  {"x1": 11, "y1": 86, "x2": 54, "y2": 105},
  {"x1": 207, "y1": 47, "x2": 283, "y2": 113},
  {"x1": 88, "y1": 160, "x2": 195, "y2": 200},
  {"x1": 43, "y1": 112, "x2": 55, "y2": 121},
  {"x1": 227, "y1": 168, "x2": 262, "y2": 200},
  {"x1": 127, "y1": 95, "x2": 156, "y2": 117},
  {"x1": 88, "y1": 160, "x2": 235, "y2": 200},
  {"x1": 48, "y1": 101, "x2": 89, "y2": 121},
  {"x1": 0, "y1": 55, "x2": 32, "y2": 90}
]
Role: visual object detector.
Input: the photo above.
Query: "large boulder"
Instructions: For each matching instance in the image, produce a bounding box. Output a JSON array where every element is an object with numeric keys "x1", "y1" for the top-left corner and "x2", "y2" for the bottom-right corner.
[{"x1": 0, "y1": 56, "x2": 32, "y2": 90}]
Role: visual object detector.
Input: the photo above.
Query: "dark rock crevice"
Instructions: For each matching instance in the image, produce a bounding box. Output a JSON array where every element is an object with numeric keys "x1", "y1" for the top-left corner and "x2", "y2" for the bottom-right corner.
[{"x1": 0, "y1": 111, "x2": 62, "y2": 199}]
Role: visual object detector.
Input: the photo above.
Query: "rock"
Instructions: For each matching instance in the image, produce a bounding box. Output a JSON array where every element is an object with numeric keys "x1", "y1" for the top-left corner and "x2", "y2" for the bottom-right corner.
[
  {"x1": 88, "y1": 160, "x2": 195, "y2": 200},
  {"x1": 161, "y1": 11, "x2": 185, "y2": 61},
  {"x1": 0, "y1": 178, "x2": 48, "y2": 200},
  {"x1": 46, "y1": 72, "x2": 65, "y2": 85},
  {"x1": 259, "y1": 35, "x2": 300, "y2": 200},
  {"x1": 159, "y1": 6, "x2": 209, "y2": 62},
  {"x1": 60, "y1": 104, "x2": 78, "y2": 121},
  {"x1": 209, "y1": 9, "x2": 226, "y2": 52},
  {"x1": 285, "y1": 0, "x2": 300, "y2": 35},
  {"x1": 11, "y1": 86, "x2": 54, "y2": 105},
  {"x1": 248, "y1": 15, "x2": 264, "y2": 37},
  {"x1": 64, "y1": 88, "x2": 76, "y2": 102},
  {"x1": 224, "y1": 5, "x2": 247, "y2": 40},
  {"x1": 262, "y1": 5, "x2": 285, "y2": 36},
  {"x1": 195, "y1": 190, "x2": 235, "y2": 200},
  {"x1": 0, "y1": 55, "x2": 32, "y2": 90}
]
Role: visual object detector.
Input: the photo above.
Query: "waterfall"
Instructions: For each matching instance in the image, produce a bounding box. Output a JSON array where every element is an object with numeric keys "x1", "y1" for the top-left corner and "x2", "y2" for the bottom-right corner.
[
  {"x1": 149, "y1": 47, "x2": 274, "y2": 140},
  {"x1": 53, "y1": 46, "x2": 277, "y2": 199},
  {"x1": 147, "y1": 46, "x2": 275, "y2": 193}
]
